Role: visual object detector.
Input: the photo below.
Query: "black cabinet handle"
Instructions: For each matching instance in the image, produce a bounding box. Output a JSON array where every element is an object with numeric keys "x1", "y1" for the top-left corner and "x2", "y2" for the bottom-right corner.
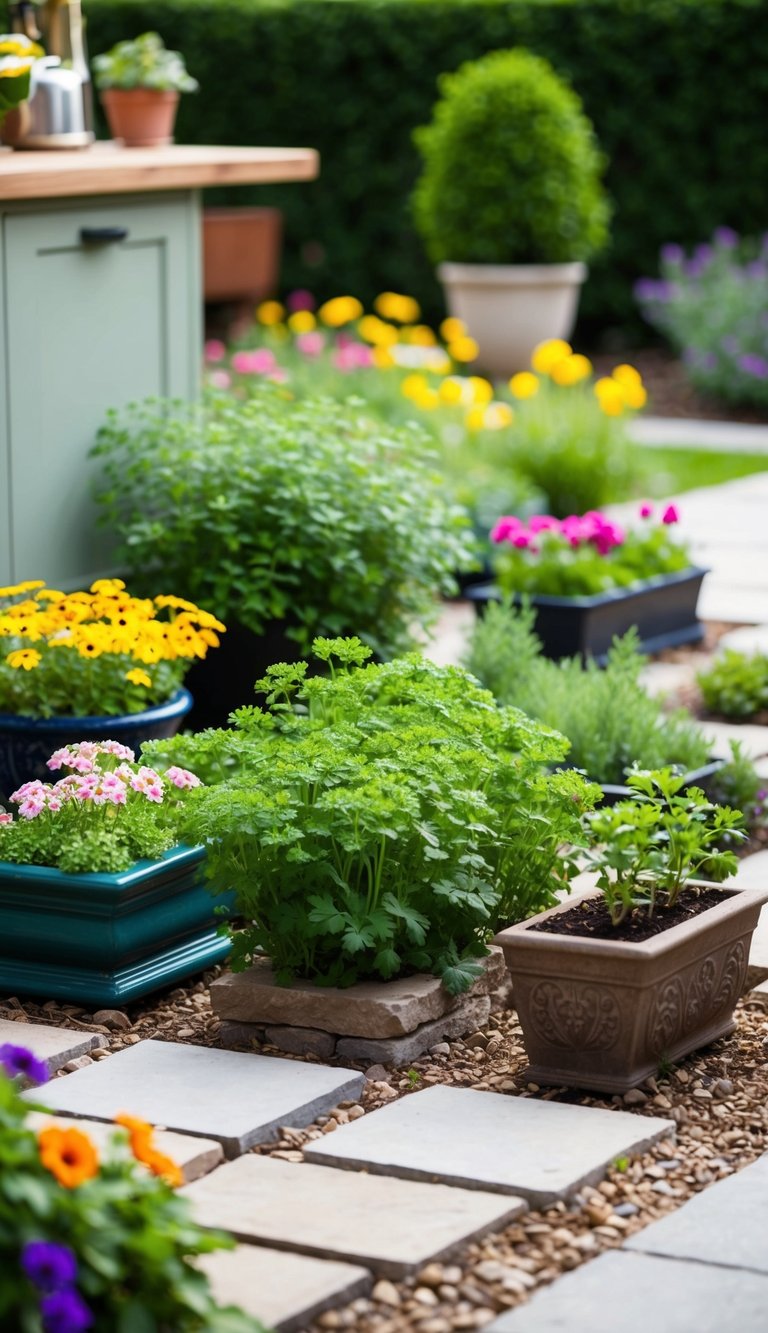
[{"x1": 79, "y1": 227, "x2": 130, "y2": 246}]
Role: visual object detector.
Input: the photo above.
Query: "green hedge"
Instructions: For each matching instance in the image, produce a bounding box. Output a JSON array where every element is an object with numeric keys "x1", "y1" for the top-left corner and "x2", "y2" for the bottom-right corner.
[{"x1": 85, "y1": 0, "x2": 768, "y2": 338}]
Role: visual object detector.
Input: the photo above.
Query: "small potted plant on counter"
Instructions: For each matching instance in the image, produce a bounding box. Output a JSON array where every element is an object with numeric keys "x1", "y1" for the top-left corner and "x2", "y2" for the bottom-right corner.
[
  {"x1": 93, "y1": 30, "x2": 198, "y2": 147},
  {"x1": 495, "y1": 769, "x2": 765, "y2": 1093},
  {"x1": 468, "y1": 501, "x2": 706, "y2": 660},
  {"x1": 0, "y1": 740, "x2": 229, "y2": 1003}
]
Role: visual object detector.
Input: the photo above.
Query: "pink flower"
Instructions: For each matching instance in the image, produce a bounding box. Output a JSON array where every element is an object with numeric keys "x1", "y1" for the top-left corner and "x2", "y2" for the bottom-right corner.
[
  {"x1": 165, "y1": 766, "x2": 202, "y2": 790},
  {"x1": 333, "y1": 342, "x2": 373, "y2": 372},
  {"x1": 0, "y1": 812, "x2": 13, "y2": 825},
  {"x1": 528, "y1": 515, "x2": 559, "y2": 533},
  {"x1": 209, "y1": 369, "x2": 231, "y2": 390},
  {"x1": 639, "y1": 502, "x2": 654, "y2": 519},
  {"x1": 512, "y1": 531, "x2": 533, "y2": 550},
  {"x1": 296, "y1": 331, "x2": 325, "y2": 358},
  {"x1": 204, "y1": 339, "x2": 226, "y2": 364},
  {"x1": 11, "y1": 780, "x2": 46, "y2": 803},
  {"x1": 19, "y1": 798, "x2": 45, "y2": 819},
  {"x1": 99, "y1": 742, "x2": 135, "y2": 763},
  {"x1": 287, "y1": 289, "x2": 315, "y2": 312},
  {"x1": 662, "y1": 503, "x2": 680, "y2": 525},
  {"x1": 490, "y1": 516, "x2": 522, "y2": 544},
  {"x1": 268, "y1": 368, "x2": 289, "y2": 384},
  {"x1": 46, "y1": 797, "x2": 62, "y2": 812},
  {"x1": 47, "y1": 749, "x2": 73, "y2": 772},
  {"x1": 143, "y1": 784, "x2": 164, "y2": 804},
  {"x1": 593, "y1": 522, "x2": 625, "y2": 555},
  {"x1": 231, "y1": 348, "x2": 277, "y2": 376}
]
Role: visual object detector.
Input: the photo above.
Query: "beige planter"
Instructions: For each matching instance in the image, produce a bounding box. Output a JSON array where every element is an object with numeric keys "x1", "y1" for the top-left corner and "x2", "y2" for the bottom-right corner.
[
  {"x1": 438, "y1": 261, "x2": 587, "y2": 377},
  {"x1": 494, "y1": 881, "x2": 768, "y2": 1094}
]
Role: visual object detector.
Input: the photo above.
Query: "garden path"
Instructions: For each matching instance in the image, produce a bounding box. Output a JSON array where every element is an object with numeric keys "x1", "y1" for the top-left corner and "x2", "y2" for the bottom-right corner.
[{"x1": 631, "y1": 416, "x2": 768, "y2": 453}]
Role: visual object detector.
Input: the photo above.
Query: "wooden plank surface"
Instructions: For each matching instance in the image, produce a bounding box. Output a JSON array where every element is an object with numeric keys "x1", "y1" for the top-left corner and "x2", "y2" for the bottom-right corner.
[{"x1": 0, "y1": 143, "x2": 319, "y2": 201}]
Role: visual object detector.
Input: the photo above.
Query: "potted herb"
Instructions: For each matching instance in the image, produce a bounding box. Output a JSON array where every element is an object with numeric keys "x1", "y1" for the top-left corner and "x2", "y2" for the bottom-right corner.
[
  {"x1": 0, "y1": 33, "x2": 43, "y2": 133},
  {"x1": 495, "y1": 769, "x2": 765, "y2": 1093},
  {"x1": 0, "y1": 740, "x2": 228, "y2": 1003},
  {"x1": 0, "y1": 578, "x2": 224, "y2": 797},
  {"x1": 412, "y1": 49, "x2": 611, "y2": 376},
  {"x1": 146, "y1": 638, "x2": 596, "y2": 1058},
  {"x1": 0, "y1": 1047, "x2": 259, "y2": 1331},
  {"x1": 92, "y1": 31, "x2": 198, "y2": 148},
  {"x1": 468, "y1": 502, "x2": 706, "y2": 660},
  {"x1": 93, "y1": 387, "x2": 476, "y2": 729}
]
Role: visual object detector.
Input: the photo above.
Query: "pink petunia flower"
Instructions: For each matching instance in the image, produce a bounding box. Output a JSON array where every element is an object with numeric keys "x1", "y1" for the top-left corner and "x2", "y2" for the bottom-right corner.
[
  {"x1": 639, "y1": 502, "x2": 654, "y2": 519},
  {"x1": 512, "y1": 531, "x2": 533, "y2": 550},
  {"x1": 296, "y1": 331, "x2": 325, "y2": 358},
  {"x1": 528, "y1": 515, "x2": 560, "y2": 534},
  {"x1": 662, "y1": 503, "x2": 680, "y2": 525},
  {"x1": 490, "y1": 516, "x2": 522, "y2": 544},
  {"x1": 231, "y1": 348, "x2": 278, "y2": 376},
  {"x1": 204, "y1": 339, "x2": 226, "y2": 364}
]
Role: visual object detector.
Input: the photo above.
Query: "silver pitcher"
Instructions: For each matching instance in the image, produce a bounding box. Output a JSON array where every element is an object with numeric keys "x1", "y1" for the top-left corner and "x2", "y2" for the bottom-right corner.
[{"x1": 3, "y1": 0, "x2": 94, "y2": 148}]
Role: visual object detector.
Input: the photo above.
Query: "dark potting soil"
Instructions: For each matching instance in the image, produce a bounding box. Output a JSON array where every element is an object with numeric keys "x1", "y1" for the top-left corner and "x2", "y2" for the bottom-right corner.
[{"x1": 529, "y1": 886, "x2": 729, "y2": 943}]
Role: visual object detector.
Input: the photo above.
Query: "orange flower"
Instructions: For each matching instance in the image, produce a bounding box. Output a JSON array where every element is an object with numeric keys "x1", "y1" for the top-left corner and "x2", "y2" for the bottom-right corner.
[
  {"x1": 38, "y1": 1127, "x2": 99, "y2": 1188},
  {"x1": 115, "y1": 1112, "x2": 183, "y2": 1188},
  {"x1": 143, "y1": 1149, "x2": 184, "y2": 1188}
]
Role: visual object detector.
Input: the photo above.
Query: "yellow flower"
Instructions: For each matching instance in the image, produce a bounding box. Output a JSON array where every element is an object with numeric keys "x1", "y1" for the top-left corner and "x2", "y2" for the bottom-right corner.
[
  {"x1": 90, "y1": 578, "x2": 127, "y2": 595},
  {"x1": 371, "y1": 346, "x2": 395, "y2": 369},
  {"x1": 0, "y1": 581, "x2": 45, "y2": 598},
  {"x1": 439, "y1": 377, "x2": 467, "y2": 406},
  {"x1": 33, "y1": 589, "x2": 65, "y2": 602},
  {"x1": 449, "y1": 336, "x2": 479, "y2": 364},
  {"x1": 551, "y1": 354, "x2": 593, "y2": 387},
  {"x1": 484, "y1": 402, "x2": 515, "y2": 430},
  {"x1": 358, "y1": 315, "x2": 398, "y2": 347},
  {"x1": 154, "y1": 595, "x2": 202, "y2": 613},
  {"x1": 424, "y1": 352, "x2": 451, "y2": 375},
  {"x1": 125, "y1": 668, "x2": 152, "y2": 688},
  {"x1": 6, "y1": 648, "x2": 41, "y2": 671},
  {"x1": 612, "y1": 364, "x2": 647, "y2": 409},
  {"x1": 612, "y1": 363, "x2": 643, "y2": 387},
  {"x1": 440, "y1": 316, "x2": 466, "y2": 343},
  {"x1": 594, "y1": 377, "x2": 626, "y2": 416},
  {"x1": 318, "y1": 296, "x2": 364, "y2": 327},
  {"x1": 509, "y1": 371, "x2": 540, "y2": 399},
  {"x1": 464, "y1": 406, "x2": 487, "y2": 433},
  {"x1": 531, "y1": 339, "x2": 572, "y2": 374},
  {"x1": 256, "y1": 300, "x2": 285, "y2": 326},
  {"x1": 401, "y1": 373, "x2": 430, "y2": 402},
  {"x1": 414, "y1": 387, "x2": 439, "y2": 410},
  {"x1": 287, "y1": 310, "x2": 316, "y2": 334},
  {"x1": 403, "y1": 324, "x2": 437, "y2": 347},
  {"x1": 374, "y1": 292, "x2": 421, "y2": 324},
  {"x1": 467, "y1": 376, "x2": 493, "y2": 405}
]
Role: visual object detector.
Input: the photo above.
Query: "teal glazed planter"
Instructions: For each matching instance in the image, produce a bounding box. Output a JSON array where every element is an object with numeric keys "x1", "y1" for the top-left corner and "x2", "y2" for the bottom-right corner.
[
  {"x1": 0, "y1": 844, "x2": 232, "y2": 1005},
  {"x1": 0, "y1": 688, "x2": 193, "y2": 800}
]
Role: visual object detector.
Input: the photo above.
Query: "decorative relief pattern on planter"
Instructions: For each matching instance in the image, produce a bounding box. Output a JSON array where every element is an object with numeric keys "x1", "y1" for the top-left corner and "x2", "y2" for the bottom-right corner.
[
  {"x1": 714, "y1": 940, "x2": 748, "y2": 1011},
  {"x1": 647, "y1": 940, "x2": 749, "y2": 1054},
  {"x1": 648, "y1": 978, "x2": 685, "y2": 1053},
  {"x1": 529, "y1": 981, "x2": 620, "y2": 1051}
]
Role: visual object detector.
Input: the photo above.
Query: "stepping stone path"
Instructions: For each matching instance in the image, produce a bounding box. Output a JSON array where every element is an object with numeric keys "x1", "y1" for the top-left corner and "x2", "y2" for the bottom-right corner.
[
  {"x1": 26, "y1": 1039, "x2": 364, "y2": 1157},
  {"x1": 196, "y1": 1245, "x2": 371, "y2": 1333},
  {"x1": 303, "y1": 1085, "x2": 674, "y2": 1207},
  {"x1": 27, "y1": 1113, "x2": 223, "y2": 1184},
  {"x1": 0, "y1": 1018, "x2": 101, "y2": 1073},
  {"x1": 486, "y1": 1250, "x2": 768, "y2": 1332},
  {"x1": 182, "y1": 1154, "x2": 526, "y2": 1277}
]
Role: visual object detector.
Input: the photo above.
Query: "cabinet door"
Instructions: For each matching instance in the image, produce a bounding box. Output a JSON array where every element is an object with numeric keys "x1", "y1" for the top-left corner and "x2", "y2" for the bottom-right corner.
[{"x1": 1, "y1": 194, "x2": 201, "y2": 587}]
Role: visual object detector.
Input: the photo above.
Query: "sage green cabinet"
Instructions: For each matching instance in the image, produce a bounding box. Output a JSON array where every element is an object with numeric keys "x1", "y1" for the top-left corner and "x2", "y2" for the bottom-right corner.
[{"x1": 0, "y1": 191, "x2": 201, "y2": 588}]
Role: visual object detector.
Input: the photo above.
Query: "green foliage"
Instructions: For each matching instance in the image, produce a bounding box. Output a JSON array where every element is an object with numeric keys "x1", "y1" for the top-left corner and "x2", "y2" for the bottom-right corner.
[
  {"x1": 698, "y1": 649, "x2": 768, "y2": 720},
  {"x1": 0, "y1": 1068, "x2": 260, "y2": 1332},
  {"x1": 146, "y1": 639, "x2": 597, "y2": 991},
  {"x1": 583, "y1": 769, "x2": 745, "y2": 925},
  {"x1": 92, "y1": 30, "x2": 199, "y2": 92},
  {"x1": 709, "y1": 740, "x2": 768, "y2": 837},
  {"x1": 412, "y1": 48, "x2": 610, "y2": 266},
  {"x1": 466, "y1": 602, "x2": 710, "y2": 785},
  {"x1": 84, "y1": 0, "x2": 768, "y2": 335},
  {"x1": 92, "y1": 387, "x2": 475, "y2": 660}
]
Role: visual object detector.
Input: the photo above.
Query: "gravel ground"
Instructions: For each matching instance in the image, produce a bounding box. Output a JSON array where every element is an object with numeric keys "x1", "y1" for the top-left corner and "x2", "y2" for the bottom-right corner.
[{"x1": 3, "y1": 978, "x2": 768, "y2": 1331}]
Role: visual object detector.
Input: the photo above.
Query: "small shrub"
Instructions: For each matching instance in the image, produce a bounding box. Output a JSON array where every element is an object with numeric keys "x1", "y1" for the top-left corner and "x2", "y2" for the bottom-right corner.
[
  {"x1": 146, "y1": 638, "x2": 596, "y2": 991},
  {"x1": 709, "y1": 741, "x2": 768, "y2": 838},
  {"x1": 698, "y1": 649, "x2": 768, "y2": 719},
  {"x1": 636, "y1": 229, "x2": 768, "y2": 409},
  {"x1": 465, "y1": 602, "x2": 710, "y2": 785},
  {"x1": 93, "y1": 387, "x2": 475, "y2": 660},
  {"x1": 412, "y1": 48, "x2": 611, "y2": 266}
]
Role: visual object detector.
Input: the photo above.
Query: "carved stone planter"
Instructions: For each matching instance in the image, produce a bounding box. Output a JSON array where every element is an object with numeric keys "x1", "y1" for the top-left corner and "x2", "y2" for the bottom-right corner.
[{"x1": 494, "y1": 882, "x2": 768, "y2": 1094}]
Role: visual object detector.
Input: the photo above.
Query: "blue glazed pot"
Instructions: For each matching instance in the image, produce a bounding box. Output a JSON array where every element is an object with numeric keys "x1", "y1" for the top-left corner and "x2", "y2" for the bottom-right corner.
[
  {"x1": 0, "y1": 844, "x2": 233, "y2": 1005},
  {"x1": 0, "y1": 688, "x2": 193, "y2": 800}
]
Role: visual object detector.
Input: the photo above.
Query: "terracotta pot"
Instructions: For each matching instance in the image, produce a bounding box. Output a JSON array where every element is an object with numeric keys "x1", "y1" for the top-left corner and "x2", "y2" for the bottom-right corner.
[
  {"x1": 203, "y1": 208, "x2": 283, "y2": 304},
  {"x1": 100, "y1": 88, "x2": 179, "y2": 148},
  {"x1": 438, "y1": 260, "x2": 587, "y2": 377},
  {"x1": 494, "y1": 881, "x2": 768, "y2": 1094}
]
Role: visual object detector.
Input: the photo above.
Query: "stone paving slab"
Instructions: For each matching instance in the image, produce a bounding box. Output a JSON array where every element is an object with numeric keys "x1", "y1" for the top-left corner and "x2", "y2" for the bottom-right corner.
[
  {"x1": 196, "y1": 1244, "x2": 372, "y2": 1333},
  {"x1": 183, "y1": 1155, "x2": 526, "y2": 1278},
  {"x1": 27, "y1": 1112, "x2": 223, "y2": 1184},
  {"x1": 26, "y1": 1039, "x2": 364, "y2": 1158},
  {"x1": 630, "y1": 417, "x2": 768, "y2": 453},
  {"x1": 486, "y1": 1251, "x2": 768, "y2": 1332},
  {"x1": 718, "y1": 624, "x2": 768, "y2": 656},
  {"x1": 0, "y1": 1019, "x2": 101, "y2": 1073},
  {"x1": 626, "y1": 1154, "x2": 768, "y2": 1274},
  {"x1": 303, "y1": 1085, "x2": 674, "y2": 1207},
  {"x1": 698, "y1": 719, "x2": 768, "y2": 760}
]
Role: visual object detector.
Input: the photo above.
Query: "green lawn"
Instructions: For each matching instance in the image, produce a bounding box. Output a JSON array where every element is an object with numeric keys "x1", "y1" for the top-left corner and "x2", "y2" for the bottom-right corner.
[{"x1": 627, "y1": 446, "x2": 768, "y2": 500}]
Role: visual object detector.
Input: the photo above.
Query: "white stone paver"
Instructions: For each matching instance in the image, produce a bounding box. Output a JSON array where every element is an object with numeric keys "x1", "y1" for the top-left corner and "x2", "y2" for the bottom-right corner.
[
  {"x1": 25, "y1": 1039, "x2": 365, "y2": 1157},
  {"x1": 625, "y1": 1154, "x2": 768, "y2": 1273},
  {"x1": 718, "y1": 624, "x2": 768, "y2": 656},
  {"x1": 183, "y1": 1155, "x2": 526, "y2": 1278},
  {"x1": 303, "y1": 1085, "x2": 674, "y2": 1207},
  {"x1": 196, "y1": 1245, "x2": 371, "y2": 1332},
  {"x1": 630, "y1": 417, "x2": 768, "y2": 454},
  {"x1": 486, "y1": 1250, "x2": 768, "y2": 1332},
  {"x1": 26, "y1": 1112, "x2": 223, "y2": 1184},
  {"x1": 698, "y1": 719, "x2": 768, "y2": 760},
  {"x1": 0, "y1": 1019, "x2": 101, "y2": 1073}
]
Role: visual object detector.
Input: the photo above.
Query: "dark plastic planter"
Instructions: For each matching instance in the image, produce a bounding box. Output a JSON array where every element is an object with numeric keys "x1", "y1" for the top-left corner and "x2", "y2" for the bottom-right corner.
[
  {"x1": 0, "y1": 845, "x2": 232, "y2": 1005},
  {"x1": 0, "y1": 689, "x2": 193, "y2": 801},
  {"x1": 597, "y1": 758, "x2": 725, "y2": 806},
  {"x1": 466, "y1": 567, "x2": 708, "y2": 662}
]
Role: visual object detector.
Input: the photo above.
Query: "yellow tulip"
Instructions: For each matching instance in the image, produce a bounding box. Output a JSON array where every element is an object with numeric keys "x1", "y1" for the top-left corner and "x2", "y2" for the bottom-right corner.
[
  {"x1": 612, "y1": 363, "x2": 643, "y2": 387},
  {"x1": 594, "y1": 377, "x2": 625, "y2": 416},
  {"x1": 509, "y1": 371, "x2": 540, "y2": 399},
  {"x1": 439, "y1": 377, "x2": 466, "y2": 406},
  {"x1": 318, "y1": 296, "x2": 364, "y2": 327},
  {"x1": 287, "y1": 310, "x2": 316, "y2": 334},
  {"x1": 531, "y1": 339, "x2": 572, "y2": 374},
  {"x1": 440, "y1": 316, "x2": 466, "y2": 343},
  {"x1": 449, "y1": 335, "x2": 479, "y2": 363},
  {"x1": 374, "y1": 292, "x2": 421, "y2": 324},
  {"x1": 358, "y1": 315, "x2": 398, "y2": 347}
]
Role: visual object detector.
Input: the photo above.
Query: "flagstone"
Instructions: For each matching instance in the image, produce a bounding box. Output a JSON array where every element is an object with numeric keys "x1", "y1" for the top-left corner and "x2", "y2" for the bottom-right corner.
[
  {"x1": 698, "y1": 720, "x2": 768, "y2": 760},
  {"x1": 0, "y1": 1018, "x2": 101, "y2": 1073},
  {"x1": 625, "y1": 1154, "x2": 768, "y2": 1273},
  {"x1": 183, "y1": 1155, "x2": 526, "y2": 1278},
  {"x1": 27, "y1": 1112, "x2": 223, "y2": 1183},
  {"x1": 25, "y1": 1039, "x2": 364, "y2": 1157},
  {"x1": 303, "y1": 1085, "x2": 674, "y2": 1207},
  {"x1": 486, "y1": 1251, "x2": 768, "y2": 1332},
  {"x1": 196, "y1": 1245, "x2": 372, "y2": 1332}
]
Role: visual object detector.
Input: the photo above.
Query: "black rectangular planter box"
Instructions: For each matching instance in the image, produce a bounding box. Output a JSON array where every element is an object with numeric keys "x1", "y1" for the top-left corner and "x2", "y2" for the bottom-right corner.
[
  {"x1": 466, "y1": 566, "x2": 708, "y2": 662},
  {"x1": 597, "y1": 758, "x2": 724, "y2": 805}
]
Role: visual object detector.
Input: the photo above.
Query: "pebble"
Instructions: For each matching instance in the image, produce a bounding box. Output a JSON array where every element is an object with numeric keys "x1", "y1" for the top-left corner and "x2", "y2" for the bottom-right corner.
[
  {"x1": 651, "y1": 1180, "x2": 679, "y2": 1197},
  {"x1": 92, "y1": 1009, "x2": 131, "y2": 1030},
  {"x1": 430, "y1": 1043, "x2": 451, "y2": 1057},
  {"x1": 623, "y1": 1088, "x2": 648, "y2": 1105},
  {"x1": 714, "y1": 1078, "x2": 734, "y2": 1097},
  {"x1": 417, "y1": 1265, "x2": 445, "y2": 1288},
  {"x1": 364, "y1": 1064, "x2": 389, "y2": 1082},
  {"x1": 372, "y1": 1280, "x2": 401, "y2": 1307},
  {"x1": 347, "y1": 1104, "x2": 365, "y2": 1120},
  {"x1": 613, "y1": 1202, "x2": 639, "y2": 1218},
  {"x1": 62, "y1": 1055, "x2": 93, "y2": 1072},
  {"x1": 413, "y1": 1287, "x2": 439, "y2": 1307}
]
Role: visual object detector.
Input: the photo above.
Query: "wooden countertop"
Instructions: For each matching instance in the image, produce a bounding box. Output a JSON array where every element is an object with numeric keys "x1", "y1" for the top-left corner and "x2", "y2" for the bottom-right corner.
[{"x1": 0, "y1": 142, "x2": 319, "y2": 201}]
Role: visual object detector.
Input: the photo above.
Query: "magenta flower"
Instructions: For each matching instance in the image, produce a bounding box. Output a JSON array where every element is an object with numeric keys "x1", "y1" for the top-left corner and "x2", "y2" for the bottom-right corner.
[
  {"x1": 662, "y1": 503, "x2": 680, "y2": 525},
  {"x1": 639, "y1": 502, "x2": 654, "y2": 518},
  {"x1": 512, "y1": 531, "x2": 532, "y2": 550},
  {"x1": 204, "y1": 339, "x2": 226, "y2": 364},
  {"x1": 528, "y1": 515, "x2": 559, "y2": 534},
  {"x1": 231, "y1": 348, "x2": 277, "y2": 376},
  {"x1": 286, "y1": 289, "x2": 315, "y2": 312},
  {"x1": 490, "y1": 516, "x2": 522, "y2": 543},
  {"x1": 165, "y1": 766, "x2": 202, "y2": 790},
  {"x1": 21, "y1": 1241, "x2": 78, "y2": 1293},
  {"x1": 0, "y1": 1043, "x2": 48, "y2": 1085}
]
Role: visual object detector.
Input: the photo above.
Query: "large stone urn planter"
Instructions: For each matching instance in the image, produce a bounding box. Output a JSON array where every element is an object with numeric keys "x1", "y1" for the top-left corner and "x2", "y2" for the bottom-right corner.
[
  {"x1": 494, "y1": 882, "x2": 768, "y2": 1094},
  {"x1": 438, "y1": 261, "x2": 586, "y2": 377}
]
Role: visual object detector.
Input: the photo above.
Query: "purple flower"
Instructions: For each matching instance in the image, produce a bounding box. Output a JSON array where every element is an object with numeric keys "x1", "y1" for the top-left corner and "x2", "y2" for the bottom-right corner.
[
  {"x1": 738, "y1": 353, "x2": 768, "y2": 380},
  {"x1": 745, "y1": 259, "x2": 766, "y2": 279},
  {"x1": 660, "y1": 242, "x2": 684, "y2": 266},
  {"x1": 40, "y1": 1289, "x2": 93, "y2": 1333},
  {"x1": 286, "y1": 289, "x2": 315, "y2": 313},
  {"x1": 21, "y1": 1242, "x2": 78, "y2": 1293},
  {"x1": 634, "y1": 277, "x2": 669, "y2": 303},
  {"x1": 0, "y1": 1043, "x2": 48, "y2": 1086},
  {"x1": 714, "y1": 226, "x2": 739, "y2": 249}
]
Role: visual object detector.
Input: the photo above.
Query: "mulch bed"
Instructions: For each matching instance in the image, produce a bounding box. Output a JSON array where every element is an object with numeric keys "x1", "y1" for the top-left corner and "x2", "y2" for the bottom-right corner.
[{"x1": 589, "y1": 348, "x2": 768, "y2": 425}]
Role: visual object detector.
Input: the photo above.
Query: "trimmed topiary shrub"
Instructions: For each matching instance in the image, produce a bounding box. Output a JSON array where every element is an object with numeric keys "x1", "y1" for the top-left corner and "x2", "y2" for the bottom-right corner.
[{"x1": 412, "y1": 48, "x2": 610, "y2": 267}]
